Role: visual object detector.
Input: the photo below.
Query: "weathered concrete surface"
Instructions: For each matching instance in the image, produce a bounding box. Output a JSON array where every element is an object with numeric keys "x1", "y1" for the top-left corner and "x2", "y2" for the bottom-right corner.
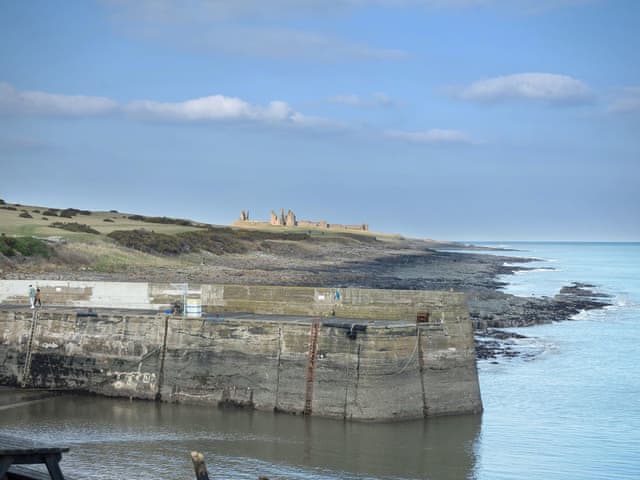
[
  {"x1": 0, "y1": 309, "x2": 163, "y2": 398},
  {"x1": 0, "y1": 299, "x2": 481, "y2": 421},
  {"x1": 0, "y1": 281, "x2": 468, "y2": 323},
  {"x1": 0, "y1": 280, "x2": 157, "y2": 310}
]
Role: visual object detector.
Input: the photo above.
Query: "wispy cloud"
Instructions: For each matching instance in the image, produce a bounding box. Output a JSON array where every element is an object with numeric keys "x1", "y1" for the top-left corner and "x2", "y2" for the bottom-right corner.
[
  {"x1": 104, "y1": 0, "x2": 595, "y2": 61},
  {"x1": 0, "y1": 81, "x2": 344, "y2": 131},
  {"x1": 384, "y1": 128, "x2": 474, "y2": 145},
  {"x1": 126, "y1": 96, "x2": 295, "y2": 123},
  {"x1": 608, "y1": 86, "x2": 640, "y2": 114},
  {"x1": 0, "y1": 82, "x2": 475, "y2": 144},
  {"x1": 0, "y1": 82, "x2": 118, "y2": 117},
  {"x1": 328, "y1": 92, "x2": 394, "y2": 108},
  {"x1": 104, "y1": 1, "x2": 407, "y2": 62},
  {"x1": 104, "y1": 0, "x2": 601, "y2": 20},
  {"x1": 125, "y1": 94, "x2": 347, "y2": 131},
  {"x1": 455, "y1": 73, "x2": 593, "y2": 105},
  {"x1": 405, "y1": 0, "x2": 600, "y2": 14},
  {"x1": 191, "y1": 26, "x2": 407, "y2": 61}
]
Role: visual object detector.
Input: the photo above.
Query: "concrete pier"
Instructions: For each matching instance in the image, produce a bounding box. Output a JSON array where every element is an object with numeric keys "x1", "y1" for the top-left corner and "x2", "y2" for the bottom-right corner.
[{"x1": 0, "y1": 283, "x2": 482, "y2": 421}]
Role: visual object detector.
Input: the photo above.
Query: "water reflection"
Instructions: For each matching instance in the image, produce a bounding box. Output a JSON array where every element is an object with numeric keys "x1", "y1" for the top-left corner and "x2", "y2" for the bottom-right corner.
[{"x1": 2, "y1": 395, "x2": 481, "y2": 479}]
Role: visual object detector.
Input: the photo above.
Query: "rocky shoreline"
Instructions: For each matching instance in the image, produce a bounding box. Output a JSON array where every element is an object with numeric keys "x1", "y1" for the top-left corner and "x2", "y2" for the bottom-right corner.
[{"x1": 2, "y1": 235, "x2": 611, "y2": 360}]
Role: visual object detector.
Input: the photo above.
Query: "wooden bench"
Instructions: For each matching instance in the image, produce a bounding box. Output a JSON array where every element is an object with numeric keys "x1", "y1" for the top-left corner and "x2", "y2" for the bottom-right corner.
[{"x1": 0, "y1": 435, "x2": 74, "y2": 480}]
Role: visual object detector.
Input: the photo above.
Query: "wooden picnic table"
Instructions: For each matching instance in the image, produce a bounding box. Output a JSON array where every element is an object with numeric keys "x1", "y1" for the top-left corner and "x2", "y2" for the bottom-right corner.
[{"x1": 0, "y1": 435, "x2": 71, "y2": 480}]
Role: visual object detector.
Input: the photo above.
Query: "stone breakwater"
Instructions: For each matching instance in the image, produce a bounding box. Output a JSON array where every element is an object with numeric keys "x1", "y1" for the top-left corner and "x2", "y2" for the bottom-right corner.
[{"x1": 0, "y1": 284, "x2": 482, "y2": 421}]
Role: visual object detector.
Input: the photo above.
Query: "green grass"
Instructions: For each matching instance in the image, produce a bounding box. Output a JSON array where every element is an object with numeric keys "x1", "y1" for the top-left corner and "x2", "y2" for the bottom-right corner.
[
  {"x1": 1, "y1": 201, "x2": 387, "y2": 265},
  {"x1": 0, "y1": 235, "x2": 52, "y2": 258},
  {"x1": 51, "y1": 222, "x2": 101, "y2": 234},
  {"x1": 91, "y1": 253, "x2": 135, "y2": 273}
]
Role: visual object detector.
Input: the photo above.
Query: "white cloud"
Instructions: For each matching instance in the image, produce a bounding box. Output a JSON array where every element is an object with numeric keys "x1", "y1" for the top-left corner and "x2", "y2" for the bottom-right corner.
[
  {"x1": 456, "y1": 73, "x2": 593, "y2": 104},
  {"x1": 126, "y1": 95, "x2": 294, "y2": 122},
  {"x1": 384, "y1": 128, "x2": 473, "y2": 144},
  {"x1": 0, "y1": 81, "x2": 343, "y2": 131},
  {"x1": 0, "y1": 82, "x2": 118, "y2": 117},
  {"x1": 328, "y1": 92, "x2": 394, "y2": 107},
  {"x1": 124, "y1": 94, "x2": 344, "y2": 130},
  {"x1": 0, "y1": 82, "x2": 469, "y2": 142},
  {"x1": 608, "y1": 87, "x2": 640, "y2": 114}
]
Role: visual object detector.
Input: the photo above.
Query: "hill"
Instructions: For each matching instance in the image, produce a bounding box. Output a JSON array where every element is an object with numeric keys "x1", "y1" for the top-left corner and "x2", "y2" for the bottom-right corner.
[
  {"x1": 0, "y1": 199, "x2": 454, "y2": 283},
  {"x1": 1, "y1": 199, "x2": 612, "y2": 360}
]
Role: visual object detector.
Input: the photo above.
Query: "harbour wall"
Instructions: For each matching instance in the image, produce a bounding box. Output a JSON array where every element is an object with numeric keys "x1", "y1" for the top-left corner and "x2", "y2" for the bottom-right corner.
[
  {"x1": 0, "y1": 283, "x2": 482, "y2": 421},
  {"x1": 0, "y1": 280, "x2": 465, "y2": 321}
]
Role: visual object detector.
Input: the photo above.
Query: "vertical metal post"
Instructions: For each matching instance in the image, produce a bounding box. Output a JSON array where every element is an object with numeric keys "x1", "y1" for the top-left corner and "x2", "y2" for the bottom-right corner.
[
  {"x1": 304, "y1": 319, "x2": 320, "y2": 416},
  {"x1": 183, "y1": 283, "x2": 187, "y2": 317}
]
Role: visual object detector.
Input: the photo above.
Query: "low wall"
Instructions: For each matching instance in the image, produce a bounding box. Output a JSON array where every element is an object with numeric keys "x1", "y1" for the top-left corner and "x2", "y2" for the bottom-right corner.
[
  {"x1": 0, "y1": 307, "x2": 482, "y2": 421},
  {"x1": 0, "y1": 281, "x2": 467, "y2": 322}
]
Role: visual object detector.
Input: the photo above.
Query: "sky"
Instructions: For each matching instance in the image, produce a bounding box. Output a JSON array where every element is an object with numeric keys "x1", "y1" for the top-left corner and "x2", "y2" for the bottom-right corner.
[{"x1": 1, "y1": 0, "x2": 638, "y2": 241}]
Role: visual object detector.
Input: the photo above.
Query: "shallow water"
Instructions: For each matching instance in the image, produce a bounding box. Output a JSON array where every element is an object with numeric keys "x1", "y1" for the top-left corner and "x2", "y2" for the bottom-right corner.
[
  {"x1": 2, "y1": 243, "x2": 639, "y2": 479},
  {"x1": 2, "y1": 397, "x2": 481, "y2": 479}
]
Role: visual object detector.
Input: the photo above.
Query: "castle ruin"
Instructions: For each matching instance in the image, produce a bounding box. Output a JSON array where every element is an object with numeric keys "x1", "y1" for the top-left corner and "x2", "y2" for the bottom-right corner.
[{"x1": 238, "y1": 208, "x2": 368, "y2": 232}]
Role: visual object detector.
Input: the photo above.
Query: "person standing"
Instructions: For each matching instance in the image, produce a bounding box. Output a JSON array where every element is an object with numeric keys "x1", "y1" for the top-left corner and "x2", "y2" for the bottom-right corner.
[
  {"x1": 28, "y1": 284, "x2": 36, "y2": 309},
  {"x1": 35, "y1": 288, "x2": 42, "y2": 307}
]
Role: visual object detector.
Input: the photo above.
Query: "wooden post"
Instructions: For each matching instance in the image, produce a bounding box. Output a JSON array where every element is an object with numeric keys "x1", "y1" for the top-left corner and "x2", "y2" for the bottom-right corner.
[
  {"x1": 191, "y1": 450, "x2": 270, "y2": 480},
  {"x1": 191, "y1": 451, "x2": 210, "y2": 480}
]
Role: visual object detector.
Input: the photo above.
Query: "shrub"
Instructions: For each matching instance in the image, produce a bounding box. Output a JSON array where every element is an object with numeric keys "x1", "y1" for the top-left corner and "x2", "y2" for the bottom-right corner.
[
  {"x1": 177, "y1": 230, "x2": 247, "y2": 255},
  {"x1": 103, "y1": 218, "x2": 114, "y2": 222},
  {"x1": 1, "y1": 206, "x2": 17, "y2": 211},
  {"x1": 19, "y1": 211, "x2": 33, "y2": 219},
  {"x1": 42, "y1": 209, "x2": 58, "y2": 216},
  {"x1": 127, "y1": 214, "x2": 193, "y2": 226},
  {"x1": 0, "y1": 199, "x2": 5, "y2": 205},
  {"x1": 32, "y1": 209, "x2": 40, "y2": 213},
  {"x1": 61, "y1": 208, "x2": 91, "y2": 216},
  {"x1": 107, "y1": 226, "x2": 313, "y2": 257},
  {"x1": 0, "y1": 235, "x2": 52, "y2": 258},
  {"x1": 107, "y1": 229, "x2": 248, "y2": 255},
  {"x1": 59, "y1": 210, "x2": 75, "y2": 218},
  {"x1": 51, "y1": 222, "x2": 100, "y2": 234},
  {"x1": 42, "y1": 217, "x2": 49, "y2": 221},
  {"x1": 109, "y1": 210, "x2": 118, "y2": 213},
  {"x1": 108, "y1": 229, "x2": 187, "y2": 255}
]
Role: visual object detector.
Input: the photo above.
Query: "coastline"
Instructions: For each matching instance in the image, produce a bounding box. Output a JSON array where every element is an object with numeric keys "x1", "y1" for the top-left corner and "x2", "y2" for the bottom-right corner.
[{"x1": 2, "y1": 235, "x2": 612, "y2": 360}]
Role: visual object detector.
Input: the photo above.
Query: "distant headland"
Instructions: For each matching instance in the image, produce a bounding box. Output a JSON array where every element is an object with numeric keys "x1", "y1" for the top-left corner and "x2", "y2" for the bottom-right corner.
[{"x1": 234, "y1": 208, "x2": 369, "y2": 232}]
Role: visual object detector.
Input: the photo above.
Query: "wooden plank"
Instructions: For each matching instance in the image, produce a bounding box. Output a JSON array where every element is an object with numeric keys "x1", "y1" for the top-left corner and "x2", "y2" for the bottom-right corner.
[{"x1": 0, "y1": 435, "x2": 69, "y2": 456}]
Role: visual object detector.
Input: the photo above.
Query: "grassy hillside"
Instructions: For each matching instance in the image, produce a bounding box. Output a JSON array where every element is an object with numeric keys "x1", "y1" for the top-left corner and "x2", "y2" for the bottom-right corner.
[
  {"x1": 0, "y1": 200, "x2": 394, "y2": 277},
  {"x1": 0, "y1": 203, "x2": 201, "y2": 239}
]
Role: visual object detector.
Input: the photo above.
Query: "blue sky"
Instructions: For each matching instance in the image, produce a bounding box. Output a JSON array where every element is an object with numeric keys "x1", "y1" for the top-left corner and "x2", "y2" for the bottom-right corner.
[{"x1": 1, "y1": 0, "x2": 638, "y2": 241}]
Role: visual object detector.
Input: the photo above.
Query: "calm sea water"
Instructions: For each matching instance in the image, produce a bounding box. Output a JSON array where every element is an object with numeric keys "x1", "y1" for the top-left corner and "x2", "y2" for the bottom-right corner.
[
  {"x1": 2, "y1": 243, "x2": 639, "y2": 479},
  {"x1": 473, "y1": 242, "x2": 640, "y2": 480}
]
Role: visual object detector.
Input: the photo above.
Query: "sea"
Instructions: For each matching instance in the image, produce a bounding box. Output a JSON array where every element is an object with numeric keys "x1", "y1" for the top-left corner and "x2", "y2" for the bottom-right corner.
[{"x1": 1, "y1": 242, "x2": 639, "y2": 480}]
